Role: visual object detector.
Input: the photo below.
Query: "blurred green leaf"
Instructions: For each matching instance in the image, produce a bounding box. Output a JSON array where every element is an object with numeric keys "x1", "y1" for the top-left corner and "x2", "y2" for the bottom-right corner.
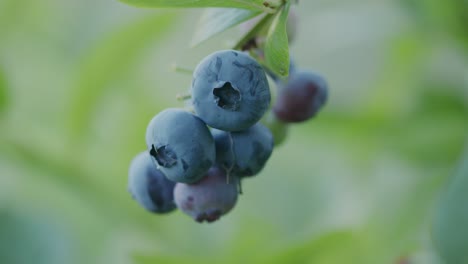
[
  {"x1": 264, "y1": 2, "x2": 290, "y2": 77},
  {"x1": 401, "y1": 0, "x2": 468, "y2": 51},
  {"x1": 118, "y1": 0, "x2": 277, "y2": 12},
  {"x1": 433, "y1": 143, "x2": 468, "y2": 263},
  {"x1": 191, "y1": 8, "x2": 261, "y2": 47},
  {"x1": 0, "y1": 68, "x2": 7, "y2": 115},
  {"x1": 0, "y1": 208, "x2": 71, "y2": 264},
  {"x1": 0, "y1": 1, "x2": 24, "y2": 38},
  {"x1": 133, "y1": 254, "x2": 205, "y2": 264},
  {"x1": 365, "y1": 166, "x2": 448, "y2": 263},
  {"x1": 2, "y1": 136, "x2": 116, "y2": 208},
  {"x1": 261, "y1": 230, "x2": 378, "y2": 264},
  {"x1": 67, "y1": 13, "x2": 176, "y2": 141},
  {"x1": 133, "y1": 255, "x2": 177, "y2": 264},
  {"x1": 1, "y1": 133, "x2": 164, "y2": 240}
]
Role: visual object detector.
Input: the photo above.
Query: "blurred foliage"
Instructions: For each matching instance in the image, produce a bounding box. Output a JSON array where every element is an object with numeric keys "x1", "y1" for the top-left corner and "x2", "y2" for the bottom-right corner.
[
  {"x1": 401, "y1": 0, "x2": 468, "y2": 51},
  {"x1": 433, "y1": 145, "x2": 468, "y2": 263},
  {"x1": 67, "y1": 13, "x2": 176, "y2": 142},
  {"x1": 0, "y1": 0, "x2": 467, "y2": 264},
  {"x1": 0, "y1": 67, "x2": 7, "y2": 115}
]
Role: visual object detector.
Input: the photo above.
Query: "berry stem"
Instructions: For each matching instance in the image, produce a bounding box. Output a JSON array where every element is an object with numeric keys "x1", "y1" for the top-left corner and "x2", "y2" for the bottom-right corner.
[
  {"x1": 171, "y1": 63, "x2": 194, "y2": 75},
  {"x1": 223, "y1": 132, "x2": 236, "y2": 185},
  {"x1": 237, "y1": 176, "x2": 243, "y2": 195},
  {"x1": 176, "y1": 92, "x2": 192, "y2": 101}
]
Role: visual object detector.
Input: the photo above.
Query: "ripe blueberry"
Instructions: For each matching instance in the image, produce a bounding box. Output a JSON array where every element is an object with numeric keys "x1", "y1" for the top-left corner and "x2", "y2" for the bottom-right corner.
[
  {"x1": 191, "y1": 50, "x2": 271, "y2": 131},
  {"x1": 273, "y1": 70, "x2": 328, "y2": 123},
  {"x1": 128, "y1": 151, "x2": 176, "y2": 213},
  {"x1": 212, "y1": 123, "x2": 274, "y2": 177},
  {"x1": 145, "y1": 108, "x2": 215, "y2": 183},
  {"x1": 174, "y1": 167, "x2": 238, "y2": 223}
]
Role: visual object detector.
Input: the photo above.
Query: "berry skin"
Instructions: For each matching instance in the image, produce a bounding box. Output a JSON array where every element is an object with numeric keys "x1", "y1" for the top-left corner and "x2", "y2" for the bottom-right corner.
[
  {"x1": 145, "y1": 108, "x2": 215, "y2": 183},
  {"x1": 191, "y1": 50, "x2": 271, "y2": 131},
  {"x1": 174, "y1": 167, "x2": 238, "y2": 223},
  {"x1": 212, "y1": 123, "x2": 274, "y2": 177},
  {"x1": 128, "y1": 151, "x2": 176, "y2": 214},
  {"x1": 273, "y1": 70, "x2": 328, "y2": 123}
]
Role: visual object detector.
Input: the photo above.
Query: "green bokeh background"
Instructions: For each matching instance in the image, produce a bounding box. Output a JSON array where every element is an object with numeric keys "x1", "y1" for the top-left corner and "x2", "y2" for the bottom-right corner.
[{"x1": 0, "y1": 0, "x2": 467, "y2": 263}]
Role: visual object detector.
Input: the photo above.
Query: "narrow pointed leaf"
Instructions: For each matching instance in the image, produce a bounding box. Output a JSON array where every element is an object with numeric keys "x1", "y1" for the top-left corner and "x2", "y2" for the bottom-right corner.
[
  {"x1": 119, "y1": 0, "x2": 270, "y2": 12},
  {"x1": 233, "y1": 13, "x2": 273, "y2": 50},
  {"x1": 264, "y1": 2, "x2": 290, "y2": 77},
  {"x1": 191, "y1": 8, "x2": 261, "y2": 47}
]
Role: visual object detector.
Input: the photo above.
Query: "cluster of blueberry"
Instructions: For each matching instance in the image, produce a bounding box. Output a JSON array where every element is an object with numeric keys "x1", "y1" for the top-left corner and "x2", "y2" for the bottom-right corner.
[
  {"x1": 127, "y1": 7, "x2": 328, "y2": 223},
  {"x1": 128, "y1": 50, "x2": 272, "y2": 222},
  {"x1": 127, "y1": 48, "x2": 328, "y2": 223}
]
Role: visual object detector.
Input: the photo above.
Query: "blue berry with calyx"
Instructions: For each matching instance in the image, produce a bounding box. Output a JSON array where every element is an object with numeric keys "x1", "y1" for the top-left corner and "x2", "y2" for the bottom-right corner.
[
  {"x1": 212, "y1": 123, "x2": 274, "y2": 177},
  {"x1": 128, "y1": 151, "x2": 176, "y2": 214},
  {"x1": 145, "y1": 108, "x2": 215, "y2": 183},
  {"x1": 191, "y1": 50, "x2": 271, "y2": 131},
  {"x1": 273, "y1": 70, "x2": 328, "y2": 123},
  {"x1": 174, "y1": 167, "x2": 238, "y2": 223}
]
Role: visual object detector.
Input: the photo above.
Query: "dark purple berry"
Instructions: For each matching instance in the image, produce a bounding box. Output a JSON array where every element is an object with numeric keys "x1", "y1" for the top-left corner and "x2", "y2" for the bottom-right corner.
[
  {"x1": 273, "y1": 70, "x2": 328, "y2": 123},
  {"x1": 174, "y1": 167, "x2": 238, "y2": 223}
]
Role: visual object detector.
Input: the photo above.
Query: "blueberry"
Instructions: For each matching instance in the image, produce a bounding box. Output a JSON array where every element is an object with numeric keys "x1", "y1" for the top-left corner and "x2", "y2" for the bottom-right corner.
[
  {"x1": 191, "y1": 50, "x2": 271, "y2": 131},
  {"x1": 128, "y1": 151, "x2": 176, "y2": 213},
  {"x1": 174, "y1": 167, "x2": 238, "y2": 223},
  {"x1": 273, "y1": 70, "x2": 328, "y2": 123},
  {"x1": 212, "y1": 123, "x2": 274, "y2": 177},
  {"x1": 145, "y1": 108, "x2": 215, "y2": 183}
]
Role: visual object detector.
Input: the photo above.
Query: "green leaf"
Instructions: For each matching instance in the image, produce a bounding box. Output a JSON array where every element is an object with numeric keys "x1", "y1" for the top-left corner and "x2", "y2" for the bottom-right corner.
[
  {"x1": 67, "y1": 13, "x2": 176, "y2": 141},
  {"x1": 433, "y1": 143, "x2": 468, "y2": 264},
  {"x1": 0, "y1": 68, "x2": 8, "y2": 115},
  {"x1": 118, "y1": 0, "x2": 275, "y2": 12},
  {"x1": 264, "y1": 1, "x2": 290, "y2": 77},
  {"x1": 233, "y1": 13, "x2": 273, "y2": 50},
  {"x1": 191, "y1": 8, "x2": 261, "y2": 47}
]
